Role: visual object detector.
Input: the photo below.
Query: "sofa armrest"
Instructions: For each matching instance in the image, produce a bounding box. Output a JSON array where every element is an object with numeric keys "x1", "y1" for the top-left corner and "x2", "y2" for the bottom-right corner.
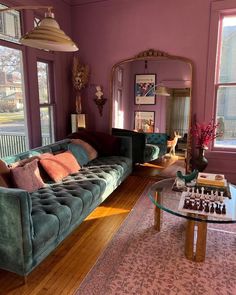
[
  {"x1": 145, "y1": 133, "x2": 167, "y2": 157},
  {"x1": 112, "y1": 128, "x2": 146, "y2": 163},
  {"x1": 0, "y1": 187, "x2": 33, "y2": 276},
  {"x1": 114, "y1": 136, "x2": 133, "y2": 160}
]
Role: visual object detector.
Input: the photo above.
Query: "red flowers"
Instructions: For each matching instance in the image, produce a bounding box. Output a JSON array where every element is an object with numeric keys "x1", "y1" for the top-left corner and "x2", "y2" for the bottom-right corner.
[{"x1": 192, "y1": 119, "x2": 222, "y2": 148}]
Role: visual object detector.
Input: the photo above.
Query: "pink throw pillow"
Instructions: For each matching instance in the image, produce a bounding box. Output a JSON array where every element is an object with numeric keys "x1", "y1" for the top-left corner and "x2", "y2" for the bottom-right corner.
[
  {"x1": 71, "y1": 139, "x2": 97, "y2": 161},
  {"x1": 11, "y1": 159, "x2": 45, "y2": 192},
  {"x1": 40, "y1": 151, "x2": 80, "y2": 182}
]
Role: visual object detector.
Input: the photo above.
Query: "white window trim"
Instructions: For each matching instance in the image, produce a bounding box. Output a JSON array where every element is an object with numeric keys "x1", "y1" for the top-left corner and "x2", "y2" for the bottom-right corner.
[{"x1": 205, "y1": 0, "x2": 236, "y2": 153}]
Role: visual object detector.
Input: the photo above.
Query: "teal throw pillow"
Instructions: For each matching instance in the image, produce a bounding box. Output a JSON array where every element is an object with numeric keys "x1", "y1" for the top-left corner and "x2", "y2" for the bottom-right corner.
[{"x1": 68, "y1": 143, "x2": 89, "y2": 166}]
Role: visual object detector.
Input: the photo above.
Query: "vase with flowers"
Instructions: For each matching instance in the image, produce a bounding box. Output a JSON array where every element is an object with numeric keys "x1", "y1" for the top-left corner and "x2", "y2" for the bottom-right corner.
[
  {"x1": 72, "y1": 56, "x2": 89, "y2": 114},
  {"x1": 191, "y1": 119, "x2": 222, "y2": 171}
]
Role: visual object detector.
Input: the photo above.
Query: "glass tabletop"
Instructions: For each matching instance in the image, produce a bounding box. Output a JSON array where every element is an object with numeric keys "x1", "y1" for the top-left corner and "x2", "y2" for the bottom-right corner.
[{"x1": 148, "y1": 178, "x2": 236, "y2": 223}]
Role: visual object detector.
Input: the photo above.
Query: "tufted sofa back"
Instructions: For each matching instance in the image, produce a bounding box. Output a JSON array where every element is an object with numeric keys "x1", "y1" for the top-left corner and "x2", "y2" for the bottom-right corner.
[{"x1": 2, "y1": 139, "x2": 71, "y2": 165}]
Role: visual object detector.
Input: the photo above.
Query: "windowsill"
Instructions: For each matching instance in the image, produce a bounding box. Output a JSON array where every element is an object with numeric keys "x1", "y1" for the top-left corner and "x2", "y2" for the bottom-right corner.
[{"x1": 205, "y1": 149, "x2": 236, "y2": 160}]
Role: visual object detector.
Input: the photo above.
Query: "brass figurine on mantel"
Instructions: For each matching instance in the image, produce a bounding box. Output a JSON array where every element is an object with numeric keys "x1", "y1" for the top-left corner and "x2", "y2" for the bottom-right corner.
[{"x1": 94, "y1": 85, "x2": 107, "y2": 116}]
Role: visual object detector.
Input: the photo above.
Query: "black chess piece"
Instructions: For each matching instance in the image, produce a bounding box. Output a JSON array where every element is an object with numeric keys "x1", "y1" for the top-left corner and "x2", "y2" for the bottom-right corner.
[
  {"x1": 199, "y1": 199, "x2": 204, "y2": 211},
  {"x1": 222, "y1": 204, "x2": 226, "y2": 215},
  {"x1": 215, "y1": 203, "x2": 220, "y2": 214},
  {"x1": 183, "y1": 199, "x2": 189, "y2": 209},
  {"x1": 210, "y1": 203, "x2": 215, "y2": 214},
  {"x1": 193, "y1": 200, "x2": 198, "y2": 210},
  {"x1": 204, "y1": 201, "x2": 210, "y2": 213},
  {"x1": 218, "y1": 204, "x2": 222, "y2": 214}
]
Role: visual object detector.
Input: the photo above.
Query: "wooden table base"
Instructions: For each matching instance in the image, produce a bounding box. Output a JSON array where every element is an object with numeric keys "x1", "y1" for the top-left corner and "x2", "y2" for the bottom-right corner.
[
  {"x1": 154, "y1": 192, "x2": 163, "y2": 231},
  {"x1": 185, "y1": 220, "x2": 207, "y2": 262}
]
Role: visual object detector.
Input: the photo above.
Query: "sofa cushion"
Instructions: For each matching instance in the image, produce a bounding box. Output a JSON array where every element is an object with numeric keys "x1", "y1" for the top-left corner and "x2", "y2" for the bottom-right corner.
[
  {"x1": 71, "y1": 139, "x2": 97, "y2": 161},
  {"x1": 40, "y1": 151, "x2": 81, "y2": 182},
  {"x1": 68, "y1": 130, "x2": 121, "y2": 156},
  {"x1": 68, "y1": 143, "x2": 89, "y2": 166},
  {"x1": 30, "y1": 179, "x2": 105, "y2": 257},
  {"x1": 0, "y1": 160, "x2": 11, "y2": 187},
  {"x1": 11, "y1": 159, "x2": 45, "y2": 192}
]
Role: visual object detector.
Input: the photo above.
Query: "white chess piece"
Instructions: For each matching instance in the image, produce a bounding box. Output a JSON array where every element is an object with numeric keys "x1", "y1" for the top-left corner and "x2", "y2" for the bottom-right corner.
[{"x1": 220, "y1": 191, "x2": 224, "y2": 203}]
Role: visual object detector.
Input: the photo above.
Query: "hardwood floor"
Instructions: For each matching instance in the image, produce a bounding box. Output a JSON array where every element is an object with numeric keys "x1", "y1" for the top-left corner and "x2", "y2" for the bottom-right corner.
[{"x1": 0, "y1": 175, "x2": 155, "y2": 295}]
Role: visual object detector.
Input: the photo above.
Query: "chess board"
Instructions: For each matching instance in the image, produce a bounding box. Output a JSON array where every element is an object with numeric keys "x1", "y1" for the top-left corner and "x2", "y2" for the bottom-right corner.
[{"x1": 178, "y1": 188, "x2": 233, "y2": 220}]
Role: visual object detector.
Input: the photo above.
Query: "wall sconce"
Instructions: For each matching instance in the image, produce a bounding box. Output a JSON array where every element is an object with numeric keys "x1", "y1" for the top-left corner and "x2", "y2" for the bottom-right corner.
[{"x1": 94, "y1": 85, "x2": 107, "y2": 116}]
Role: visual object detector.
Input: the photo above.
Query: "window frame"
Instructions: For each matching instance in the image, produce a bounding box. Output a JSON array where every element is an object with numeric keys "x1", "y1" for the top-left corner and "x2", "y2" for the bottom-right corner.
[
  {"x1": 0, "y1": 5, "x2": 30, "y2": 151},
  {"x1": 205, "y1": 0, "x2": 236, "y2": 153},
  {"x1": 36, "y1": 58, "x2": 56, "y2": 145}
]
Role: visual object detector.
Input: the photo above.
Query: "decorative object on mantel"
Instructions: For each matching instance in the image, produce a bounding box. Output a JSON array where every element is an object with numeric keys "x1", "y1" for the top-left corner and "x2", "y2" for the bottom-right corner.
[
  {"x1": 72, "y1": 56, "x2": 89, "y2": 114},
  {"x1": 94, "y1": 85, "x2": 107, "y2": 116},
  {"x1": 71, "y1": 113, "x2": 86, "y2": 132},
  {"x1": 192, "y1": 119, "x2": 222, "y2": 172}
]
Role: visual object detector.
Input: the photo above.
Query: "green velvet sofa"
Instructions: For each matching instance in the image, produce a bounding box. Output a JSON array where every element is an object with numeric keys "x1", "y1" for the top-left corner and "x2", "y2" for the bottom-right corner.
[
  {"x1": 0, "y1": 137, "x2": 132, "y2": 277},
  {"x1": 112, "y1": 128, "x2": 167, "y2": 164}
]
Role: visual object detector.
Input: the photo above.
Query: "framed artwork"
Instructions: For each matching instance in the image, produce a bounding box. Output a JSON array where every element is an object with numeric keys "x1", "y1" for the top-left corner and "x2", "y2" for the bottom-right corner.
[
  {"x1": 134, "y1": 111, "x2": 155, "y2": 133},
  {"x1": 135, "y1": 74, "x2": 156, "y2": 105}
]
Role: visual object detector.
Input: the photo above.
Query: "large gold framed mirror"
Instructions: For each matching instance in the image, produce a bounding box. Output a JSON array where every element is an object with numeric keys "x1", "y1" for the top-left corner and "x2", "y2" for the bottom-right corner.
[{"x1": 110, "y1": 49, "x2": 193, "y2": 172}]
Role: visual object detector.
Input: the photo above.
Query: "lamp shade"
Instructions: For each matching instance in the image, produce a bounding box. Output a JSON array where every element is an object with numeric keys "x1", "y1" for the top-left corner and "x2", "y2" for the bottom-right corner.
[{"x1": 20, "y1": 11, "x2": 78, "y2": 52}]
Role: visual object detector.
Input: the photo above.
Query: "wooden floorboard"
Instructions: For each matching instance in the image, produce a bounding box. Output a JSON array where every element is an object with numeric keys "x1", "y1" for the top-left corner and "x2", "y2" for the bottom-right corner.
[{"x1": 0, "y1": 174, "x2": 156, "y2": 295}]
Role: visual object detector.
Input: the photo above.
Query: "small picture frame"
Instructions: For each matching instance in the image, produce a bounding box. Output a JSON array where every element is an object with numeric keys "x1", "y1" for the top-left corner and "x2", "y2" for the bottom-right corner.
[
  {"x1": 135, "y1": 74, "x2": 156, "y2": 105},
  {"x1": 134, "y1": 111, "x2": 155, "y2": 133}
]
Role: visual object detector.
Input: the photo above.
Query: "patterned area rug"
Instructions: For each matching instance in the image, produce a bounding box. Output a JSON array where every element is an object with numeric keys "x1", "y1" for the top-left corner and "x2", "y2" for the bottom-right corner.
[{"x1": 76, "y1": 184, "x2": 236, "y2": 295}]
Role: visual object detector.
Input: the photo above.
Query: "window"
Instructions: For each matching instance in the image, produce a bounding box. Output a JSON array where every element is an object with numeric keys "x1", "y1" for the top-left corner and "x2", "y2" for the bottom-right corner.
[
  {"x1": 0, "y1": 4, "x2": 21, "y2": 43},
  {"x1": 37, "y1": 61, "x2": 55, "y2": 146},
  {"x1": 0, "y1": 45, "x2": 28, "y2": 157},
  {"x1": 215, "y1": 15, "x2": 236, "y2": 148}
]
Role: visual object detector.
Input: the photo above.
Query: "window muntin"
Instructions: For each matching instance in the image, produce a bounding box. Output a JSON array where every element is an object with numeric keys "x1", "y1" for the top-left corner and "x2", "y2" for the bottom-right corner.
[
  {"x1": 214, "y1": 15, "x2": 236, "y2": 148},
  {"x1": 0, "y1": 45, "x2": 28, "y2": 157},
  {"x1": 37, "y1": 61, "x2": 55, "y2": 145},
  {"x1": 0, "y1": 4, "x2": 21, "y2": 44}
]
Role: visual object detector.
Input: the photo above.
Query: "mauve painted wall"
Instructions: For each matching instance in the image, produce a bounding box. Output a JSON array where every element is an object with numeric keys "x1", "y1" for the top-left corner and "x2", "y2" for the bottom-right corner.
[{"x1": 71, "y1": 0, "x2": 236, "y2": 182}]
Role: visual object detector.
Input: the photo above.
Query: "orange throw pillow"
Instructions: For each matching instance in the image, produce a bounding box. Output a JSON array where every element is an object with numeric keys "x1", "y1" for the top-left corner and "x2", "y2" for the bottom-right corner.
[{"x1": 40, "y1": 151, "x2": 80, "y2": 182}]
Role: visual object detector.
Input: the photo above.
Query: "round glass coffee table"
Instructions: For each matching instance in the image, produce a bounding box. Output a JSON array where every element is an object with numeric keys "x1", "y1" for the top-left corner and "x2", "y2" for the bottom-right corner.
[{"x1": 148, "y1": 178, "x2": 236, "y2": 262}]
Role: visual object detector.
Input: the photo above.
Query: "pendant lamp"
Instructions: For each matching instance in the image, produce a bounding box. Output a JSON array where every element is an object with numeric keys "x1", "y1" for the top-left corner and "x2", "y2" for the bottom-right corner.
[{"x1": 0, "y1": 6, "x2": 78, "y2": 52}]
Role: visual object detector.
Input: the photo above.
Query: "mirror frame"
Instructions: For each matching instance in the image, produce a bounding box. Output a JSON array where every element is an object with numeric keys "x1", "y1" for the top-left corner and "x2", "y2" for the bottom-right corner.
[{"x1": 110, "y1": 49, "x2": 193, "y2": 172}]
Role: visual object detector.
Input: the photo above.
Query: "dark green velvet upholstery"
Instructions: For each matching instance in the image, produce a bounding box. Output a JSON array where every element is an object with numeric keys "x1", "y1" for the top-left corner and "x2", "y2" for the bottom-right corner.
[
  {"x1": 0, "y1": 138, "x2": 132, "y2": 276},
  {"x1": 112, "y1": 128, "x2": 164, "y2": 163}
]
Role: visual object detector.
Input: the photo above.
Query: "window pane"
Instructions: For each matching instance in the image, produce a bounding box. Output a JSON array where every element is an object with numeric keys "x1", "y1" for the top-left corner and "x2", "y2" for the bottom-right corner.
[
  {"x1": 215, "y1": 86, "x2": 236, "y2": 148},
  {"x1": 0, "y1": 4, "x2": 21, "y2": 43},
  {"x1": 0, "y1": 45, "x2": 28, "y2": 157},
  {"x1": 218, "y1": 16, "x2": 236, "y2": 83},
  {"x1": 37, "y1": 62, "x2": 50, "y2": 104},
  {"x1": 40, "y1": 106, "x2": 53, "y2": 146}
]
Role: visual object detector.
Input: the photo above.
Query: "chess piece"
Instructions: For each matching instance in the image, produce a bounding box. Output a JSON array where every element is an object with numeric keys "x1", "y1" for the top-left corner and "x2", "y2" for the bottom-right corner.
[
  {"x1": 199, "y1": 199, "x2": 204, "y2": 211},
  {"x1": 218, "y1": 204, "x2": 222, "y2": 214},
  {"x1": 183, "y1": 198, "x2": 189, "y2": 209},
  {"x1": 222, "y1": 204, "x2": 226, "y2": 215},
  {"x1": 210, "y1": 203, "x2": 215, "y2": 214},
  {"x1": 204, "y1": 201, "x2": 210, "y2": 213},
  {"x1": 220, "y1": 192, "x2": 224, "y2": 203},
  {"x1": 215, "y1": 203, "x2": 220, "y2": 214},
  {"x1": 193, "y1": 200, "x2": 198, "y2": 210},
  {"x1": 201, "y1": 187, "x2": 204, "y2": 195}
]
